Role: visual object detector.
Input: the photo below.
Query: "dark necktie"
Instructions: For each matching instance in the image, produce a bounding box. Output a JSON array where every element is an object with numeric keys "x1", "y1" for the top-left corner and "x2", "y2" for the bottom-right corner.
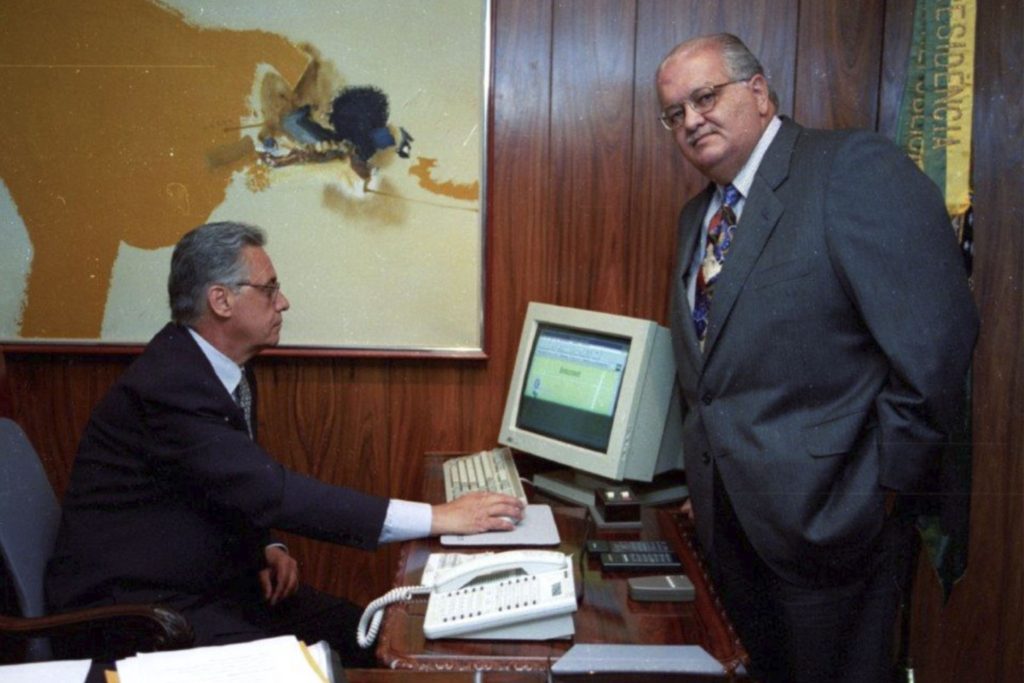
[
  {"x1": 234, "y1": 371, "x2": 253, "y2": 439},
  {"x1": 693, "y1": 184, "x2": 741, "y2": 349}
]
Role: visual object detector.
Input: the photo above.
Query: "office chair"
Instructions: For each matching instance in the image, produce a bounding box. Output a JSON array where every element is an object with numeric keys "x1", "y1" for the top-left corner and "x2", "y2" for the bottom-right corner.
[{"x1": 0, "y1": 417, "x2": 193, "y2": 662}]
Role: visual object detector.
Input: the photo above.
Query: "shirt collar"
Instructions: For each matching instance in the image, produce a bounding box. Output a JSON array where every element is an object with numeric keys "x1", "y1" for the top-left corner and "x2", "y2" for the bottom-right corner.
[
  {"x1": 187, "y1": 327, "x2": 243, "y2": 396},
  {"x1": 726, "y1": 115, "x2": 782, "y2": 199}
]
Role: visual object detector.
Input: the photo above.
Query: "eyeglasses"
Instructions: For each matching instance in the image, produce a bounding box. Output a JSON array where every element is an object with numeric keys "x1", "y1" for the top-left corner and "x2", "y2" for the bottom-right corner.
[
  {"x1": 658, "y1": 78, "x2": 749, "y2": 130},
  {"x1": 236, "y1": 280, "x2": 282, "y2": 301}
]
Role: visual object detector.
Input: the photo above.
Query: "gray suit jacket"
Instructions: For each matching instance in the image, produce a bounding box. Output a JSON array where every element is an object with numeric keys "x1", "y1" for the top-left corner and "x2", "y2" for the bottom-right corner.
[{"x1": 669, "y1": 118, "x2": 978, "y2": 584}]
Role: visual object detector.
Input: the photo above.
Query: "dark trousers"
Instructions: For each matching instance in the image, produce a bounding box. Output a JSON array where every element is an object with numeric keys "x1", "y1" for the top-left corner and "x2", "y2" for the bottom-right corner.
[
  {"x1": 61, "y1": 583, "x2": 376, "y2": 676},
  {"x1": 183, "y1": 583, "x2": 378, "y2": 668},
  {"x1": 709, "y1": 468, "x2": 904, "y2": 682}
]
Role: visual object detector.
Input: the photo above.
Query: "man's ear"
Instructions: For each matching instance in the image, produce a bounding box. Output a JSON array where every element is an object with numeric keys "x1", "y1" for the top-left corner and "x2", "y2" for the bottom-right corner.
[
  {"x1": 207, "y1": 284, "x2": 233, "y2": 319},
  {"x1": 749, "y1": 74, "x2": 771, "y2": 114}
]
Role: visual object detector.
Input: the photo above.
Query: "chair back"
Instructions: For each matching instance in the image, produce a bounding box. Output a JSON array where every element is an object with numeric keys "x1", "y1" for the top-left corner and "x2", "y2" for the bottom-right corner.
[{"x1": 0, "y1": 417, "x2": 61, "y2": 660}]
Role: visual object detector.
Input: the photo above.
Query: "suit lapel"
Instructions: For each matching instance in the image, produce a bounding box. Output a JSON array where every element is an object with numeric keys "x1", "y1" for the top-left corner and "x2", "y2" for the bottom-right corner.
[
  {"x1": 702, "y1": 119, "x2": 800, "y2": 357},
  {"x1": 673, "y1": 185, "x2": 714, "y2": 372},
  {"x1": 244, "y1": 364, "x2": 258, "y2": 441}
]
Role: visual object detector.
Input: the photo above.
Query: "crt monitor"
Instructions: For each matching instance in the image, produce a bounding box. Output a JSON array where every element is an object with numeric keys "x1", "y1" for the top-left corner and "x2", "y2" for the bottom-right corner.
[{"x1": 498, "y1": 302, "x2": 685, "y2": 515}]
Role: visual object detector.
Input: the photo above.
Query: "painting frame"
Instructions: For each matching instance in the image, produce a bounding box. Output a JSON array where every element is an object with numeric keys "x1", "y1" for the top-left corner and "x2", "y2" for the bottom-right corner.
[{"x1": 0, "y1": 0, "x2": 491, "y2": 359}]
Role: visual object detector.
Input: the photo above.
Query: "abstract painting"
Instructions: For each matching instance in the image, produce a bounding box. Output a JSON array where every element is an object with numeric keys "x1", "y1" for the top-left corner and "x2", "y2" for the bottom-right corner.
[{"x1": 0, "y1": 0, "x2": 487, "y2": 354}]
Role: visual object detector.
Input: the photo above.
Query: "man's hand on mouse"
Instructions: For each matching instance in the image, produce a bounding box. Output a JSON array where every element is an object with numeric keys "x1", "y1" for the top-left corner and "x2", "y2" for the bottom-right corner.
[{"x1": 431, "y1": 492, "x2": 525, "y2": 534}]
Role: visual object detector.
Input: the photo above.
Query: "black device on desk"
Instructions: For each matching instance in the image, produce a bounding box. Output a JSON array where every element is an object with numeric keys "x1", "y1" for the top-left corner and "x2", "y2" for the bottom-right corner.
[
  {"x1": 586, "y1": 539, "x2": 672, "y2": 555},
  {"x1": 628, "y1": 574, "x2": 696, "y2": 602},
  {"x1": 600, "y1": 550, "x2": 683, "y2": 572},
  {"x1": 588, "y1": 538, "x2": 682, "y2": 571},
  {"x1": 496, "y1": 302, "x2": 688, "y2": 528}
]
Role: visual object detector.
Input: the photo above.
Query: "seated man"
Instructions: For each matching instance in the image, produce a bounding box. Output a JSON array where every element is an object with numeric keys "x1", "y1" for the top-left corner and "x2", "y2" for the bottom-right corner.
[{"x1": 46, "y1": 221, "x2": 523, "y2": 666}]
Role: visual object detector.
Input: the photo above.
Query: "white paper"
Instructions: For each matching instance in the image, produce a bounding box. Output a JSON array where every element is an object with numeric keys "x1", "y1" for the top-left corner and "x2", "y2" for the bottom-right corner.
[
  {"x1": 0, "y1": 659, "x2": 91, "y2": 683},
  {"x1": 305, "y1": 641, "x2": 336, "y2": 683},
  {"x1": 116, "y1": 635, "x2": 324, "y2": 683}
]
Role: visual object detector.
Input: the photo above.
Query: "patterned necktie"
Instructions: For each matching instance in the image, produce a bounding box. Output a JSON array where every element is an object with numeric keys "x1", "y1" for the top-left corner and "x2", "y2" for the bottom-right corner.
[
  {"x1": 693, "y1": 184, "x2": 741, "y2": 349},
  {"x1": 234, "y1": 371, "x2": 254, "y2": 439}
]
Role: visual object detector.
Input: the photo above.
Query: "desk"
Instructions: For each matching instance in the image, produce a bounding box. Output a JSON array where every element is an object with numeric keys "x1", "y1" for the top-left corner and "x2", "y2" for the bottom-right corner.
[{"x1": 375, "y1": 455, "x2": 748, "y2": 677}]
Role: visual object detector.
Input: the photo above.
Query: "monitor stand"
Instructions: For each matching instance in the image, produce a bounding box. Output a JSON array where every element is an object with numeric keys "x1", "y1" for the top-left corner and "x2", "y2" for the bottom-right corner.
[{"x1": 531, "y1": 469, "x2": 688, "y2": 530}]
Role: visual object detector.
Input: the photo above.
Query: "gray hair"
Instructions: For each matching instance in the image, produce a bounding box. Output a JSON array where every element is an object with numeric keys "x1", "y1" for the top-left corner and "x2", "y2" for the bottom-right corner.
[
  {"x1": 661, "y1": 33, "x2": 780, "y2": 109},
  {"x1": 169, "y1": 221, "x2": 266, "y2": 325}
]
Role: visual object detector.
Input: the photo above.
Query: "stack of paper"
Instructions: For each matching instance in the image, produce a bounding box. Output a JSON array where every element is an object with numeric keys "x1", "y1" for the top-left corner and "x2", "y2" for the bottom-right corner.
[{"x1": 113, "y1": 635, "x2": 332, "y2": 683}]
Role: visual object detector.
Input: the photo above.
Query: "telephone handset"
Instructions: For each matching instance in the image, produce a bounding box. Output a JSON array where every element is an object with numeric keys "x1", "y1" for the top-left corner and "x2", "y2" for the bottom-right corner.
[
  {"x1": 356, "y1": 549, "x2": 577, "y2": 648},
  {"x1": 431, "y1": 549, "x2": 568, "y2": 592}
]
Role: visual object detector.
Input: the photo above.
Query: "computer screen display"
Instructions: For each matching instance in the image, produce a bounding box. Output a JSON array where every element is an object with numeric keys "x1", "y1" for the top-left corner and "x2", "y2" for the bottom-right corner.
[{"x1": 516, "y1": 325, "x2": 630, "y2": 453}]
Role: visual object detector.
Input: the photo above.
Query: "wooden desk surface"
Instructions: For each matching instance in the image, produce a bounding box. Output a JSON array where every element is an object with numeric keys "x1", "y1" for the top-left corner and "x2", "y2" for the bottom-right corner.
[{"x1": 375, "y1": 455, "x2": 748, "y2": 677}]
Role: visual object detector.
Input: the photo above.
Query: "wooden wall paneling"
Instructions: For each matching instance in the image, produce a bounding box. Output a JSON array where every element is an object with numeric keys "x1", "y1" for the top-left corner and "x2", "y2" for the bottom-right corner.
[
  {"x1": 388, "y1": 360, "x2": 467, "y2": 472},
  {"x1": 0, "y1": 351, "x2": 11, "y2": 418},
  {"x1": 550, "y1": 0, "x2": 638, "y2": 314},
  {"x1": 878, "y1": 0, "x2": 916, "y2": 139},
  {"x1": 739, "y1": 3, "x2": 800, "y2": 122},
  {"x1": 258, "y1": 357, "x2": 396, "y2": 603},
  {"x1": 794, "y1": 0, "x2": 885, "y2": 129},
  {"x1": 469, "y1": 0, "x2": 557, "y2": 447},
  {"x1": 3, "y1": 353, "x2": 129, "y2": 497},
  {"x1": 909, "y1": 0, "x2": 1024, "y2": 679},
  {"x1": 630, "y1": 0, "x2": 701, "y2": 324}
]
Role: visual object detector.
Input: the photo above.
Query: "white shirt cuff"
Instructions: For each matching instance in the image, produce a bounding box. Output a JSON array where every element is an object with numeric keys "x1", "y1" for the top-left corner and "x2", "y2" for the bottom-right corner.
[{"x1": 380, "y1": 499, "x2": 433, "y2": 543}]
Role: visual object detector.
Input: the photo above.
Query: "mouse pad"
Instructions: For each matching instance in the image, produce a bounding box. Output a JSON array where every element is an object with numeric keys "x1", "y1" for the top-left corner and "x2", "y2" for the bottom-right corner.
[{"x1": 441, "y1": 504, "x2": 560, "y2": 546}]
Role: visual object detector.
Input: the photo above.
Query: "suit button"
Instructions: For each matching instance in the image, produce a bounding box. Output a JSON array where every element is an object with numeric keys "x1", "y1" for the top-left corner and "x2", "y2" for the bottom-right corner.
[
  {"x1": 701, "y1": 452, "x2": 710, "y2": 465},
  {"x1": 701, "y1": 393, "x2": 713, "y2": 405}
]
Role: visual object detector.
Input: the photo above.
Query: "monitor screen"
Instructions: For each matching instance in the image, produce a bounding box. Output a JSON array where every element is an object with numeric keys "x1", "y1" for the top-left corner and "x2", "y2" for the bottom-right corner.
[
  {"x1": 516, "y1": 325, "x2": 630, "y2": 452},
  {"x1": 498, "y1": 302, "x2": 683, "y2": 486}
]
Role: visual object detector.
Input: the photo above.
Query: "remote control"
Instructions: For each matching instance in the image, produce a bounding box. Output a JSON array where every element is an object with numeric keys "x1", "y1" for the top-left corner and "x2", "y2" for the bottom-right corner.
[
  {"x1": 585, "y1": 539, "x2": 672, "y2": 555},
  {"x1": 600, "y1": 551, "x2": 683, "y2": 571},
  {"x1": 628, "y1": 574, "x2": 696, "y2": 602}
]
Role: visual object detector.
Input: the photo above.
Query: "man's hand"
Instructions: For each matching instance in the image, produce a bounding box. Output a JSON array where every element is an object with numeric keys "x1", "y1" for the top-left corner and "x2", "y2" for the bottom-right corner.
[
  {"x1": 679, "y1": 497, "x2": 694, "y2": 521},
  {"x1": 260, "y1": 545, "x2": 299, "y2": 606},
  {"x1": 430, "y1": 491, "x2": 525, "y2": 535}
]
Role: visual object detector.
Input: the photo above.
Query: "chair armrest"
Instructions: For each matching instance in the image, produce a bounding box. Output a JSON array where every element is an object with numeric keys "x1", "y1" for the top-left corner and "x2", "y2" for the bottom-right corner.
[{"x1": 0, "y1": 604, "x2": 194, "y2": 652}]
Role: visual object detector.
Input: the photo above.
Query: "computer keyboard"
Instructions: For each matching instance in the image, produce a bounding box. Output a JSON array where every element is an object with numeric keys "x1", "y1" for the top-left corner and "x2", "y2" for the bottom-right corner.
[{"x1": 443, "y1": 447, "x2": 528, "y2": 505}]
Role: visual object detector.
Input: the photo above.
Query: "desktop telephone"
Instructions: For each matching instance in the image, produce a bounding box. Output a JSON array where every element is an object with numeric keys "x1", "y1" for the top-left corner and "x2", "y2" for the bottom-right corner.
[{"x1": 356, "y1": 549, "x2": 577, "y2": 647}]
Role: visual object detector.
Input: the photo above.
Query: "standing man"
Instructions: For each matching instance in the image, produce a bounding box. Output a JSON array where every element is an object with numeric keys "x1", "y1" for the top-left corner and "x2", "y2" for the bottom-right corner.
[
  {"x1": 47, "y1": 222, "x2": 523, "y2": 666},
  {"x1": 656, "y1": 34, "x2": 977, "y2": 681}
]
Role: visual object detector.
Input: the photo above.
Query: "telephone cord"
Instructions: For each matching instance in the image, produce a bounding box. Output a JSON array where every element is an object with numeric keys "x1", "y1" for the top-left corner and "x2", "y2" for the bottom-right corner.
[{"x1": 356, "y1": 584, "x2": 433, "y2": 648}]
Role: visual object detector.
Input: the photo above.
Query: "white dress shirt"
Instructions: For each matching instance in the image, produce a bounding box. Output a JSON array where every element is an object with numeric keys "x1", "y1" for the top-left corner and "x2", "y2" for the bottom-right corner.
[{"x1": 686, "y1": 116, "x2": 783, "y2": 308}]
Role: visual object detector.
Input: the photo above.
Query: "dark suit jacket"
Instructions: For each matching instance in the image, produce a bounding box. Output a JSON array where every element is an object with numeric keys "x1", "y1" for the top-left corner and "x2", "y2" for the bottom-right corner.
[
  {"x1": 669, "y1": 118, "x2": 978, "y2": 584},
  {"x1": 47, "y1": 323, "x2": 390, "y2": 612}
]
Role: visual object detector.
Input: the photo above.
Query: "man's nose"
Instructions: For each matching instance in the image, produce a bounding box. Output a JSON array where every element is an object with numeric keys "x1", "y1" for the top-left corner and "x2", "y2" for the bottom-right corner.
[
  {"x1": 276, "y1": 291, "x2": 290, "y2": 311},
  {"x1": 683, "y1": 103, "x2": 706, "y2": 132}
]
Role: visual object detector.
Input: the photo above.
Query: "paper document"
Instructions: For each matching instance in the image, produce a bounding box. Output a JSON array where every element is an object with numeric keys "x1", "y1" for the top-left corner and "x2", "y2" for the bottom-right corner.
[
  {"x1": 441, "y1": 503, "x2": 560, "y2": 546},
  {"x1": 0, "y1": 659, "x2": 91, "y2": 683},
  {"x1": 114, "y1": 635, "x2": 327, "y2": 683}
]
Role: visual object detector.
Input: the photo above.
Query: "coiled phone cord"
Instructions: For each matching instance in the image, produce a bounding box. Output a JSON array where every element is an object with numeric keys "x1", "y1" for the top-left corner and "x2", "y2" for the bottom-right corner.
[{"x1": 356, "y1": 584, "x2": 433, "y2": 648}]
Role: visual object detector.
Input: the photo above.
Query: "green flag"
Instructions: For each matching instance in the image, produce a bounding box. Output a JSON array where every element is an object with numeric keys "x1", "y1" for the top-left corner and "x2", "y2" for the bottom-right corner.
[{"x1": 895, "y1": 0, "x2": 976, "y2": 602}]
